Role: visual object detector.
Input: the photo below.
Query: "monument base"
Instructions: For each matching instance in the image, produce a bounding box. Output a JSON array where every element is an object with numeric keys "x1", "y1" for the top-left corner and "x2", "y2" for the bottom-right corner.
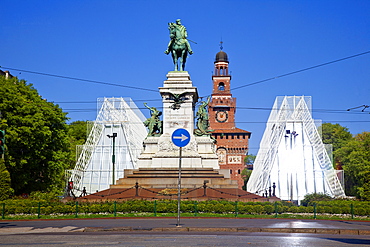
[
  {"x1": 112, "y1": 167, "x2": 237, "y2": 189},
  {"x1": 137, "y1": 135, "x2": 219, "y2": 169},
  {"x1": 78, "y1": 168, "x2": 274, "y2": 202}
]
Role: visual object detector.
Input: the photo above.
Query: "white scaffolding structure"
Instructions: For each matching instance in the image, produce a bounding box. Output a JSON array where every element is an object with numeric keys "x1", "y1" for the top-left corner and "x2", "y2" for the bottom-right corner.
[
  {"x1": 68, "y1": 97, "x2": 147, "y2": 195},
  {"x1": 247, "y1": 96, "x2": 345, "y2": 203}
]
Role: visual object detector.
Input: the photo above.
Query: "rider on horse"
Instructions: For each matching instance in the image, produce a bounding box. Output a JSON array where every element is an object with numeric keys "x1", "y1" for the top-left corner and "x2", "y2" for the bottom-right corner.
[{"x1": 165, "y1": 19, "x2": 193, "y2": 55}]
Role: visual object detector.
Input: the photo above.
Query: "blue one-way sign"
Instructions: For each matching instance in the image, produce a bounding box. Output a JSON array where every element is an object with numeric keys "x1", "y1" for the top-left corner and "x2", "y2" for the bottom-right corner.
[{"x1": 171, "y1": 128, "x2": 191, "y2": 147}]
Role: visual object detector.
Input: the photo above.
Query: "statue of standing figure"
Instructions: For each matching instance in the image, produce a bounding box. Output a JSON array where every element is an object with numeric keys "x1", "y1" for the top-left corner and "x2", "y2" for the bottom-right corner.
[
  {"x1": 194, "y1": 97, "x2": 214, "y2": 137},
  {"x1": 143, "y1": 103, "x2": 163, "y2": 137},
  {"x1": 164, "y1": 19, "x2": 193, "y2": 71}
]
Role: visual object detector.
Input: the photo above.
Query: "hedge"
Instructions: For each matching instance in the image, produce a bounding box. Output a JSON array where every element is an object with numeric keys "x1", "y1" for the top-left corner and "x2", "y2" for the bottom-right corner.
[{"x1": 1, "y1": 199, "x2": 369, "y2": 219}]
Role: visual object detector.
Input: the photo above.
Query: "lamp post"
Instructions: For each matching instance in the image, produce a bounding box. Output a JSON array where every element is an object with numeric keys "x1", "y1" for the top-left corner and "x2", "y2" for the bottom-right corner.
[{"x1": 107, "y1": 133, "x2": 117, "y2": 185}]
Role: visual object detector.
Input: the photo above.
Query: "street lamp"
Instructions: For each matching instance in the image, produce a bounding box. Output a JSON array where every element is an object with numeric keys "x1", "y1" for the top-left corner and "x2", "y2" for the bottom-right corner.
[{"x1": 107, "y1": 133, "x2": 117, "y2": 185}]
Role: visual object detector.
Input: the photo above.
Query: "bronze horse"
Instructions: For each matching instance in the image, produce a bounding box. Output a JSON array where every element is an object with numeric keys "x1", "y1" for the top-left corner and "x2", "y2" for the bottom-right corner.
[{"x1": 165, "y1": 23, "x2": 192, "y2": 71}]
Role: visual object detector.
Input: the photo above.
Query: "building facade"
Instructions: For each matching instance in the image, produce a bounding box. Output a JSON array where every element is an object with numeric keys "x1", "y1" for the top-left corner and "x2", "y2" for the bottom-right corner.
[{"x1": 208, "y1": 49, "x2": 251, "y2": 188}]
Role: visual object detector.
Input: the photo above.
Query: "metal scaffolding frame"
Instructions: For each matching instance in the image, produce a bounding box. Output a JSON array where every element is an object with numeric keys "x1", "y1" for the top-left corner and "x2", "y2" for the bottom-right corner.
[
  {"x1": 67, "y1": 97, "x2": 147, "y2": 195},
  {"x1": 247, "y1": 96, "x2": 345, "y2": 203}
]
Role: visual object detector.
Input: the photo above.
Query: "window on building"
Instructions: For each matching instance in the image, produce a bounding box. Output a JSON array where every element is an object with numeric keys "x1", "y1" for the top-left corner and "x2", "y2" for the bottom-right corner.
[{"x1": 218, "y1": 82, "x2": 225, "y2": 91}]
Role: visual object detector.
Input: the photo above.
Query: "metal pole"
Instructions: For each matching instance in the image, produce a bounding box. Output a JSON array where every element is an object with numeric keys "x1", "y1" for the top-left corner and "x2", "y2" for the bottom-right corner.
[
  {"x1": 1, "y1": 203, "x2": 4, "y2": 219},
  {"x1": 112, "y1": 135, "x2": 116, "y2": 185},
  {"x1": 37, "y1": 202, "x2": 41, "y2": 219},
  {"x1": 177, "y1": 147, "x2": 182, "y2": 227},
  {"x1": 274, "y1": 201, "x2": 278, "y2": 218},
  {"x1": 75, "y1": 201, "x2": 79, "y2": 218},
  {"x1": 107, "y1": 133, "x2": 117, "y2": 185}
]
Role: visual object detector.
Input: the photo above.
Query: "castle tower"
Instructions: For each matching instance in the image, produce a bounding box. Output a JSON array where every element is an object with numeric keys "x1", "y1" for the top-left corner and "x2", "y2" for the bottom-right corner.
[{"x1": 208, "y1": 48, "x2": 252, "y2": 189}]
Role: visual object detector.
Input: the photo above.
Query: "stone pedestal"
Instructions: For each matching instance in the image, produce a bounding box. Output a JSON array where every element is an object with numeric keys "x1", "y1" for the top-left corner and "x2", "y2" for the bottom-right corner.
[
  {"x1": 160, "y1": 71, "x2": 198, "y2": 135},
  {"x1": 136, "y1": 71, "x2": 219, "y2": 169}
]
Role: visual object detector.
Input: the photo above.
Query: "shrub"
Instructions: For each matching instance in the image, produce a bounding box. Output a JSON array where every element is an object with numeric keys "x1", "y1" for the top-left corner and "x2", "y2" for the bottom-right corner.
[
  {"x1": 264, "y1": 205, "x2": 274, "y2": 214},
  {"x1": 301, "y1": 193, "x2": 332, "y2": 206},
  {"x1": 289, "y1": 206, "x2": 299, "y2": 213},
  {"x1": 252, "y1": 205, "x2": 265, "y2": 214}
]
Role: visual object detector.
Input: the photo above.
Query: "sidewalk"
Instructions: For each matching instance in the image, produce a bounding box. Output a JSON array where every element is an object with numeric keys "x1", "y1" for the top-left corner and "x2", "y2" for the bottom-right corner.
[{"x1": 1, "y1": 218, "x2": 370, "y2": 235}]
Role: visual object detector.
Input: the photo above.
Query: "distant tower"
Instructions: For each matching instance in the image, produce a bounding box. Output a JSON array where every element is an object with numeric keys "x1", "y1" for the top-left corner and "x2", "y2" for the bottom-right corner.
[{"x1": 208, "y1": 45, "x2": 252, "y2": 188}]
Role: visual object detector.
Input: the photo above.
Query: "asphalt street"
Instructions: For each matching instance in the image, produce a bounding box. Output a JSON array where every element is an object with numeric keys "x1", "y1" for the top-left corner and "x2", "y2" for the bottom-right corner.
[
  {"x1": 1, "y1": 218, "x2": 370, "y2": 246},
  {"x1": 1, "y1": 231, "x2": 370, "y2": 246},
  {"x1": 1, "y1": 217, "x2": 370, "y2": 235}
]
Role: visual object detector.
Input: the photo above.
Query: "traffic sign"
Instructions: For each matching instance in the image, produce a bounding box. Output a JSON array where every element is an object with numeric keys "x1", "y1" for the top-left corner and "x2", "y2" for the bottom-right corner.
[{"x1": 171, "y1": 128, "x2": 190, "y2": 147}]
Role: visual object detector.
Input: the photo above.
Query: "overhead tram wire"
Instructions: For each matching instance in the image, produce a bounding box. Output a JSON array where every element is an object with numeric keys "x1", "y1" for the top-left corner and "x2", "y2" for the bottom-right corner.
[
  {"x1": 63, "y1": 105, "x2": 368, "y2": 115},
  {"x1": 231, "y1": 50, "x2": 370, "y2": 91},
  {"x1": 0, "y1": 66, "x2": 158, "y2": 93},
  {"x1": 53, "y1": 98, "x2": 161, "y2": 104},
  {"x1": 199, "y1": 50, "x2": 370, "y2": 99}
]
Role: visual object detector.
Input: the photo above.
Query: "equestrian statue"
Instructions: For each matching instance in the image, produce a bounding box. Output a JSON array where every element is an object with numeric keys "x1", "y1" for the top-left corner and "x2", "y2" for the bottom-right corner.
[{"x1": 164, "y1": 19, "x2": 193, "y2": 71}]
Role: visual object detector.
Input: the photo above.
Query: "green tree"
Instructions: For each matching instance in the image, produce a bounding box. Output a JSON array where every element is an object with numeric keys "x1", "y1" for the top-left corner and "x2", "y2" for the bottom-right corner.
[
  {"x1": 320, "y1": 123, "x2": 353, "y2": 168},
  {"x1": 244, "y1": 154, "x2": 256, "y2": 166},
  {"x1": 335, "y1": 132, "x2": 370, "y2": 200},
  {"x1": 0, "y1": 159, "x2": 14, "y2": 200},
  {"x1": 242, "y1": 154, "x2": 256, "y2": 190},
  {"x1": 241, "y1": 169, "x2": 252, "y2": 191},
  {"x1": 0, "y1": 75, "x2": 70, "y2": 194},
  {"x1": 66, "y1": 121, "x2": 88, "y2": 169}
]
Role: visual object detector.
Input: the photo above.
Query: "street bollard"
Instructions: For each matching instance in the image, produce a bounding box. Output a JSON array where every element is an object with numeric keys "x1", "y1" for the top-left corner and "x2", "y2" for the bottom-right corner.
[
  {"x1": 75, "y1": 201, "x2": 79, "y2": 218},
  {"x1": 37, "y1": 202, "x2": 41, "y2": 219},
  {"x1": 274, "y1": 202, "x2": 278, "y2": 218}
]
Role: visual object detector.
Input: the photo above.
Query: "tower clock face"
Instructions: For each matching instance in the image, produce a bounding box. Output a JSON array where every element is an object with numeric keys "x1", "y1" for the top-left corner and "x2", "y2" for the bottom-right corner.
[{"x1": 216, "y1": 110, "x2": 228, "y2": 122}]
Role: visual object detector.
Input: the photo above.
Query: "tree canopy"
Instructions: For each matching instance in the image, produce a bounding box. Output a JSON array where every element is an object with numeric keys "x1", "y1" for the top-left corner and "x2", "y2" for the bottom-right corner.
[
  {"x1": 0, "y1": 159, "x2": 13, "y2": 200},
  {"x1": 0, "y1": 75, "x2": 70, "y2": 194},
  {"x1": 320, "y1": 123, "x2": 353, "y2": 168},
  {"x1": 66, "y1": 120, "x2": 88, "y2": 169},
  {"x1": 335, "y1": 132, "x2": 370, "y2": 200}
]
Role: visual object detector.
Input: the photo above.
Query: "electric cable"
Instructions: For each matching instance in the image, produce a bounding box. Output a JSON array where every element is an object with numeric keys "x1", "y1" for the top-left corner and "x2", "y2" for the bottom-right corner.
[
  {"x1": 231, "y1": 50, "x2": 370, "y2": 90},
  {"x1": 0, "y1": 66, "x2": 158, "y2": 92}
]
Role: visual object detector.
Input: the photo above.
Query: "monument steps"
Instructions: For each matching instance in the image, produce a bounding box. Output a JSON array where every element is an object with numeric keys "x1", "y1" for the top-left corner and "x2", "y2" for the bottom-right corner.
[
  {"x1": 127, "y1": 168, "x2": 223, "y2": 178},
  {"x1": 111, "y1": 167, "x2": 238, "y2": 189}
]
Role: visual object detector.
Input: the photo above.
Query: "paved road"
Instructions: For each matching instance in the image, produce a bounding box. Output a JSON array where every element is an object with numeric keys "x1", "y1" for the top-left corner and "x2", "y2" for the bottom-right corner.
[
  {"x1": 1, "y1": 218, "x2": 370, "y2": 246},
  {"x1": 1, "y1": 231, "x2": 370, "y2": 246},
  {"x1": 1, "y1": 217, "x2": 370, "y2": 235}
]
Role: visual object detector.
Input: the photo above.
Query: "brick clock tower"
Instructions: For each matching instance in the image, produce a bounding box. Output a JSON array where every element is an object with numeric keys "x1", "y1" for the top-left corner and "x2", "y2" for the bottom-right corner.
[{"x1": 208, "y1": 48, "x2": 251, "y2": 189}]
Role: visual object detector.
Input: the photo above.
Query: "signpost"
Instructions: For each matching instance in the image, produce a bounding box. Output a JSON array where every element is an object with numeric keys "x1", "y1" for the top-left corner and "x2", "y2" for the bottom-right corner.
[{"x1": 171, "y1": 128, "x2": 190, "y2": 227}]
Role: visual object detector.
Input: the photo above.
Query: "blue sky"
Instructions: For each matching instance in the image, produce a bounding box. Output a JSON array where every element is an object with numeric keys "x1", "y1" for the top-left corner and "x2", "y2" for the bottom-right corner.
[{"x1": 2, "y1": 0, "x2": 369, "y2": 154}]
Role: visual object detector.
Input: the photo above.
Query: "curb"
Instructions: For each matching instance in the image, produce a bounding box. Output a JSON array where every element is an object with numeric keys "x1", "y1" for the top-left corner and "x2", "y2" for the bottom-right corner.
[{"x1": 83, "y1": 227, "x2": 370, "y2": 235}]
